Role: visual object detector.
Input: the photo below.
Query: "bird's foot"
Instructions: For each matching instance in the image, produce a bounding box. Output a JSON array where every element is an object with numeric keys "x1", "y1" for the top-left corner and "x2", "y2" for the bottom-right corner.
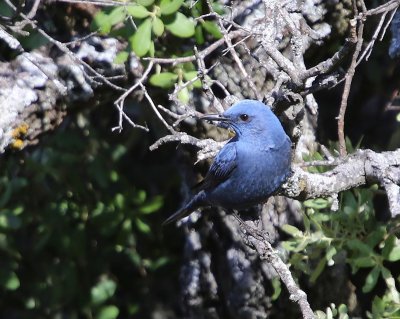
[{"x1": 231, "y1": 211, "x2": 270, "y2": 243}]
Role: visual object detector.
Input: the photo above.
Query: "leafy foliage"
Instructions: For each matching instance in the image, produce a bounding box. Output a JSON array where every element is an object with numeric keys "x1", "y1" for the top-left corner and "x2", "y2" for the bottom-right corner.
[
  {"x1": 91, "y1": 0, "x2": 221, "y2": 102},
  {"x1": 91, "y1": 0, "x2": 221, "y2": 58},
  {"x1": 282, "y1": 186, "x2": 400, "y2": 317},
  {"x1": 0, "y1": 107, "x2": 179, "y2": 318},
  {"x1": 315, "y1": 303, "x2": 350, "y2": 319}
]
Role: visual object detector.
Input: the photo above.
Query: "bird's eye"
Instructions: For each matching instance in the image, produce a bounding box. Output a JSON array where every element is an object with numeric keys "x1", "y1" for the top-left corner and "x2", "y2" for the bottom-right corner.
[{"x1": 240, "y1": 114, "x2": 249, "y2": 121}]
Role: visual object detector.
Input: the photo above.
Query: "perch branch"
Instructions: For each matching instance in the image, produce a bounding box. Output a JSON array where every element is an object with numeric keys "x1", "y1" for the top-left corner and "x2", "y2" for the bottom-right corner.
[
  {"x1": 151, "y1": 132, "x2": 400, "y2": 217},
  {"x1": 231, "y1": 214, "x2": 314, "y2": 319},
  {"x1": 249, "y1": 236, "x2": 315, "y2": 319}
]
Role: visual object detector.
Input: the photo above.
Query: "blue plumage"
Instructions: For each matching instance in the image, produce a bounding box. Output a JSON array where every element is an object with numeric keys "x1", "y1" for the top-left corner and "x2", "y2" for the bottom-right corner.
[{"x1": 163, "y1": 100, "x2": 292, "y2": 225}]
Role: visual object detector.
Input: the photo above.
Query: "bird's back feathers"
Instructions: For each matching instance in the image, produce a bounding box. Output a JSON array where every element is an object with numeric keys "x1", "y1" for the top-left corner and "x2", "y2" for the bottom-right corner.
[{"x1": 195, "y1": 142, "x2": 237, "y2": 192}]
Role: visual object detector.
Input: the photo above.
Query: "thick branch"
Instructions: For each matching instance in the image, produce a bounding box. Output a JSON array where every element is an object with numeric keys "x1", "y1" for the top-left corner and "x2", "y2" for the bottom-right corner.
[
  {"x1": 283, "y1": 149, "x2": 400, "y2": 216},
  {"x1": 151, "y1": 133, "x2": 400, "y2": 217}
]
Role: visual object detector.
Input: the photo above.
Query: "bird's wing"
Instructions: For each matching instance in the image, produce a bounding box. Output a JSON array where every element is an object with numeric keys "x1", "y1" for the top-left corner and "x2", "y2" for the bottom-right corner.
[{"x1": 196, "y1": 142, "x2": 237, "y2": 191}]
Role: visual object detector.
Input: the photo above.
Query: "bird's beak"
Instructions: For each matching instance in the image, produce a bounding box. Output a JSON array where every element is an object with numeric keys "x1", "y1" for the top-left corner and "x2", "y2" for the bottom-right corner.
[
  {"x1": 200, "y1": 114, "x2": 230, "y2": 122},
  {"x1": 199, "y1": 114, "x2": 231, "y2": 129}
]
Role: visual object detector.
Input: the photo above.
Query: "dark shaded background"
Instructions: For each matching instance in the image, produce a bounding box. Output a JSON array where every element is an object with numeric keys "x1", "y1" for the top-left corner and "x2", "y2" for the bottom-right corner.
[{"x1": 0, "y1": 1, "x2": 400, "y2": 318}]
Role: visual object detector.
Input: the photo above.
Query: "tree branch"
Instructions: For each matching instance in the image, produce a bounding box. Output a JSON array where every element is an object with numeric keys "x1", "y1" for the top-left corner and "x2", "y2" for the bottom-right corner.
[
  {"x1": 248, "y1": 236, "x2": 315, "y2": 319},
  {"x1": 151, "y1": 132, "x2": 400, "y2": 218},
  {"x1": 283, "y1": 149, "x2": 400, "y2": 217},
  {"x1": 337, "y1": 14, "x2": 365, "y2": 157}
]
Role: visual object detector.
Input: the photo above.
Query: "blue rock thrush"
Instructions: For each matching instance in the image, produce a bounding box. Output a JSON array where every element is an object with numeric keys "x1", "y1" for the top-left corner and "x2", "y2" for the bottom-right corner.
[{"x1": 163, "y1": 100, "x2": 292, "y2": 225}]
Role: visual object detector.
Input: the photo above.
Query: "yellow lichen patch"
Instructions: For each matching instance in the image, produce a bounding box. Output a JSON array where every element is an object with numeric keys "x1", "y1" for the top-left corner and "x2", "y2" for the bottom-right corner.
[
  {"x1": 12, "y1": 123, "x2": 29, "y2": 138},
  {"x1": 11, "y1": 139, "x2": 24, "y2": 149}
]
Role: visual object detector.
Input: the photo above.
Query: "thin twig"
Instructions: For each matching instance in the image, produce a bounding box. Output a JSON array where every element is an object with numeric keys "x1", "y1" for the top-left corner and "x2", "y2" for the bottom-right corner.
[
  {"x1": 4, "y1": 0, "x2": 126, "y2": 92},
  {"x1": 140, "y1": 83, "x2": 176, "y2": 133},
  {"x1": 301, "y1": 39, "x2": 355, "y2": 80},
  {"x1": 112, "y1": 61, "x2": 154, "y2": 132},
  {"x1": 205, "y1": 0, "x2": 261, "y2": 100},
  {"x1": 64, "y1": 32, "x2": 98, "y2": 46},
  {"x1": 144, "y1": 30, "x2": 246, "y2": 65},
  {"x1": 26, "y1": 0, "x2": 41, "y2": 19},
  {"x1": 54, "y1": 0, "x2": 130, "y2": 7},
  {"x1": 0, "y1": 27, "x2": 67, "y2": 94},
  {"x1": 356, "y1": 11, "x2": 387, "y2": 64},
  {"x1": 365, "y1": 0, "x2": 400, "y2": 16},
  {"x1": 248, "y1": 236, "x2": 315, "y2": 319},
  {"x1": 337, "y1": 13, "x2": 364, "y2": 157}
]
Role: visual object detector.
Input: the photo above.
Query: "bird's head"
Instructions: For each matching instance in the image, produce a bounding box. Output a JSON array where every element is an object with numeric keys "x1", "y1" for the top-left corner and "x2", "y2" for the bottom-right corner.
[{"x1": 201, "y1": 100, "x2": 286, "y2": 140}]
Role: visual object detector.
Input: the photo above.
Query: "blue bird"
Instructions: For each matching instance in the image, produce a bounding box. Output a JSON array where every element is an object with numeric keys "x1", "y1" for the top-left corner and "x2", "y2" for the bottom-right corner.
[{"x1": 163, "y1": 100, "x2": 292, "y2": 225}]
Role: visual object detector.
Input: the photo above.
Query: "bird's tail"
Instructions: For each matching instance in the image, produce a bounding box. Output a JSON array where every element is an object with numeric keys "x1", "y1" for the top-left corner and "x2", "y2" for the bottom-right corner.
[{"x1": 162, "y1": 191, "x2": 206, "y2": 226}]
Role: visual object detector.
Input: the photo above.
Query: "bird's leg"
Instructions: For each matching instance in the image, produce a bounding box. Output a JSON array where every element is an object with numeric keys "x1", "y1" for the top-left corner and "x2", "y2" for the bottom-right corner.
[{"x1": 231, "y1": 210, "x2": 270, "y2": 242}]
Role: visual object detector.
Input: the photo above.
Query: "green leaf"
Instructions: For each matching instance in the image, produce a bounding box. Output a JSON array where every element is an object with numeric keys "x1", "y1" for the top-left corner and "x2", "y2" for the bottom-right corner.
[
  {"x1": 294, "y1": 238, "x2": 311, "y2": 252},
  {"x1": 281, "y1": 240, "x2": 297, "y2": 251},
  {"x1": 362, "y1": 265, "x2": 381, "y2": 293},
  {"x1": 383, "y1": 234, "x2": 396, "y2": 254},
  {"x1": 304, "y1": 198, "x2": 329, "y2": 210},
  {"x1": 91, "y1": 279, "x2": 117, "y2": 305},
  {"x1": 159, "y1": 0, "x2": 184, "y2": 15},
  {"x1": 201, "y1": 21, "x2": 222, "y2": 38},
  {"x1": 386, "y1": 246, "x2": 400, "y2": 262},
  {"x1": 93, "y1": 12, "x2": 112, "y2": 34},
  {"x1": 346, "y1": 238, "x2": 373, "y2": 255},
  {"x1": 195, "y1": 25, "x2": 205, "y2": 44},
  {"x1": 338, "y1": 304, "x2": 348, "y2": 314},
  {"x1": 183, "y1": 71, "x2": 202, "y2": 88},
  {"x1": 343, "y1": 191, "x2": 357, "y2": 210},
  {"x1": 383, "y1": 234, "x2": 398, "y2": 260},
  {"x1": 281, "y1": 224, "x2": 302, "y2": 236},
  {"x1": 148, "y1": 256, "x2": 170, "y2": 270},
  {"x1": 152, "y1": 17, "x2": 165, "y2": 36},
  {"x1": 325, "y1": 246, "x2": 337, "y2": 263},
  {"x1": 326, "y1": 307, "x2": 333, "y2": 319},
  {"x1": 136, "y1": 218, "x2": 151, "y2": 233},
  {"x1": 114, "y1": 51, "x2": 129, "y2": 64},
  {"x1": 315, "y1": 310, "x2": 327, "y2": 319},
  {"x1": 0, "y1": 210, "x2": 22, "y2": 230},
  {"x1": 164, "y1": 12, "x2": 195, "y2": 38},
  {"x1": 96, "y1": 305, "x2": 119, "y2": 319},
  {"x1": 271, "y1": 277, "x2": 281, "y2": 300},
  {"x1": 137, "y1": 0, "x2": 155, "y2": 6},
  {"x1": 149, "y1": 40, "x2": 155, "y2": 57},
  {"x1": 149, "y1": 72, "x2": 178, "y2": 88},
  {"x1": 178, "y1": 86, "x2": 190, "y2": 104},
  {"x1": 365, "y1": 227, "x2": 385, "y2": 248},
  {"x1": 302, "y1": 212, "x2": 311, "y2": 232},
  {"x1": 133, "y1": 190, "x2": 146, "y2": 204},
  {"x1": 108, "y1": 7, "x2": 126, "y2": 25},
  {"x1": 140, "y1": 196, "x2": 163, "y2": 214},
  {"x1": 353, "y1": 256, "x2": 376, "y2": 268},
  {"x1": 310, "y1": 258, "x2": 326, "y2": 283},
  {"x1": 212, "y1": 2, "x2": 225, "y2": 14},
  {"x1": 126, "y1": 5, "x2": 150, "y2": 18},
  {"x1": 114, "y1": 193, "x2": 124, "y2": 209},
  {"x1": 381, "y1": 266, "x2": 400, "y2": 302},
  {"x1": 128, "y1": 304, "x2": 140, "y2": 315},
  {"x1": 4, "y1": 272, "x2": 20, "y2": 291},
  {"x1": 149, "y1": 41, "x2": 155, "y2": 58},
  {"x1": 129, "y1": 18, "x2": 152, "y2": 57}
]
